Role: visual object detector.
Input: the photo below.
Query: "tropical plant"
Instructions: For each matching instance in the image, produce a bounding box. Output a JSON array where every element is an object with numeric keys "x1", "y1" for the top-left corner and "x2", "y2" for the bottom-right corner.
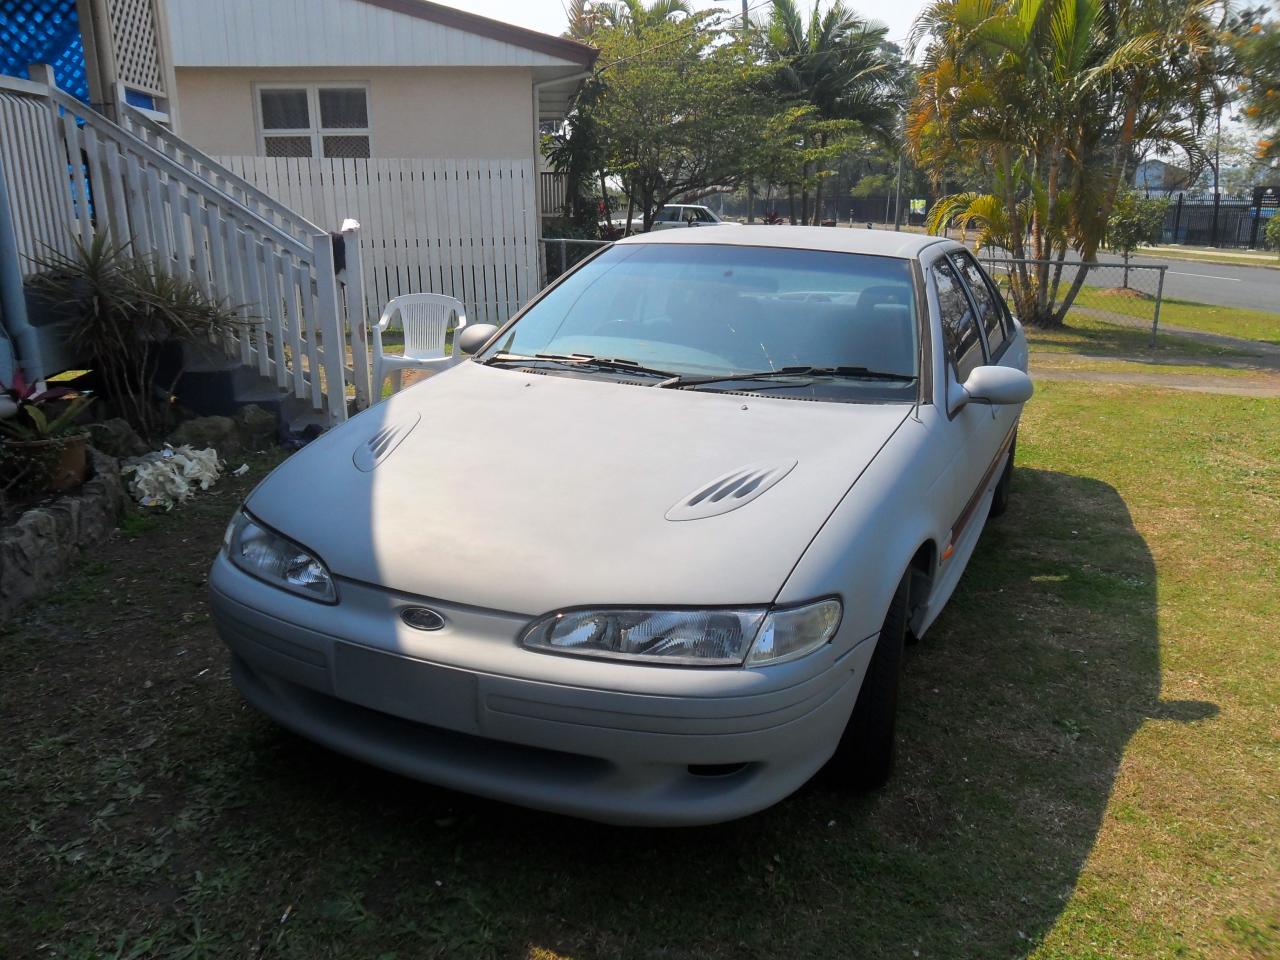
[
  {"x1": 543, "y1": 75, "x2": 610, "y2": 234},
  {"x1": 604, "y1": 0, "x2": 692, "y2": 34},
  {"x1": 0, "y1": 371, "x2": 93, "y2": 441},
  {"x1": 1231, "y1": 8, "x2": 1279, "y2": 163},
  {"x1": 1106, "y1": 190, "x2": 1169, "y2": 287},
  {"x1": 1266, "y1": 213, "x2": 1280, "y2": 255},
  {"x1": 27, "y1": 236, "x2": 250, "y2": 437},
  {"x1": 763, "y1": 0, "x2": 900, "y2": 224},
  {"x1": 910, "y1": 0, "x2": 1218, "y2": 326},
  {"x1": 563, "y1": 0, "x2": 691, "y2": 41}
]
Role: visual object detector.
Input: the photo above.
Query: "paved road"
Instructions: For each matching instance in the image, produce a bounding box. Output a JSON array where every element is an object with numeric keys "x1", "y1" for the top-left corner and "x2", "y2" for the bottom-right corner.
[
  {"x1": 1096, "y1": 251, "x2": 1279, "y2": 314},
  {"x1": 974, "y1": 243, "x2": 1277, "y2": 313}
]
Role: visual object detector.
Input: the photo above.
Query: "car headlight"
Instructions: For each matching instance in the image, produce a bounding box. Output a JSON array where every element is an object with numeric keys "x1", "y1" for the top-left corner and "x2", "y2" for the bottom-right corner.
[
  {"x1": 520, "y1": 598, "x2": 840, "y2": 667},
  {"x1": 223, "y1": 509, "x2": 336, "y2": 603},
  {"x1": 744, "y1": 598, "x2": 842, "y2": 665}
]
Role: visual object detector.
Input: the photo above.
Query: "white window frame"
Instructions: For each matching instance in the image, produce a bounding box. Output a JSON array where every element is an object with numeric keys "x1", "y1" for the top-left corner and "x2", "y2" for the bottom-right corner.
[{"x1": 253, "y1": 82, "x2": 372, "y2": 159}]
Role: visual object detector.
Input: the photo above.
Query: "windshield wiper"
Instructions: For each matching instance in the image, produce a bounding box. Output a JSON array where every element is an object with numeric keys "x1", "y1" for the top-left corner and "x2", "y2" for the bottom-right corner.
[
  {"x1": 660, "y1": 365, "x2": 917, "y2": 389},
  {"x1": 484, "y1": 352, "x2": 674, "y2": 381}
]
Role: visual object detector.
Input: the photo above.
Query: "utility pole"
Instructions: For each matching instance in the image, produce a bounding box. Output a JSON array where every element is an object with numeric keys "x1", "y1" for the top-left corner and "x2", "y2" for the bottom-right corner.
[
  {"x1": 743, "y1": 0, "x2": 756, "y2": 223},
  {"x1": 1210, "y1": 100, "x2": 1222, "y2": 247},
  {"x1": 893, "y1": 151, "x2": 903, "y2": 231}
]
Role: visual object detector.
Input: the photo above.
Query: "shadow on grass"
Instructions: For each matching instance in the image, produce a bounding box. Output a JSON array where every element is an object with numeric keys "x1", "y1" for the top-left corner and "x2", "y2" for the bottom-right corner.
[{"x1": 193, "y1": 467, "x2": 1214, "y2": 959}]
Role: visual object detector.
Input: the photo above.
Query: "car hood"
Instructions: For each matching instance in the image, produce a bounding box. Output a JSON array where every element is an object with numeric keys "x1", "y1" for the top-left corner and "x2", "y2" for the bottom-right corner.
[{"x1": 247, "y1": 363, "x2": 909, "y2": 613}]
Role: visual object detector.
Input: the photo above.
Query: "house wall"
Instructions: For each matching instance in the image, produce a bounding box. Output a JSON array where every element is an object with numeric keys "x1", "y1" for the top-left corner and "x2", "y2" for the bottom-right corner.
[{"x1": 174, "y1": 66, "x2": 535, "y2": 160}]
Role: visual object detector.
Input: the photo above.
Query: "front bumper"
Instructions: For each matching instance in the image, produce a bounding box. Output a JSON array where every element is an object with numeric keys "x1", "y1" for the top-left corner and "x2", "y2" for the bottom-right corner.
[{"x1": 209, "y1": 554, "x2": 874, "y2": 826}]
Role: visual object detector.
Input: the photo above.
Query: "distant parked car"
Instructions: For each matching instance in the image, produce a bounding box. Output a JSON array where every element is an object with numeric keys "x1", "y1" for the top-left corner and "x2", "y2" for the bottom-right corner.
[
  {"x1": 604, "y1": 204, "x2": 735, "y2": 234},
  {"x1": 211, "y1": 226, "x2": 1032, "y2": 827}
]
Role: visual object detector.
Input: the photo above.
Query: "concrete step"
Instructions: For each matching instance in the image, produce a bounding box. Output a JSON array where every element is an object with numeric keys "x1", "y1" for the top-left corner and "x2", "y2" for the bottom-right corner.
[{"x1": 168, "y1": 340, "x2": 340, "y2": 438}]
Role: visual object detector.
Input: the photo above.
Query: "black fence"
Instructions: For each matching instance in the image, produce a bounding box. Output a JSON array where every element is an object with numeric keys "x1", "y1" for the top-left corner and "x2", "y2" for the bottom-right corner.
[
  {"x1": 1163, "y1": 190, "x2": 1278, "y2": 249},
  {"x1": 718, "y1": 196, "x2": 934, "y2": 227}
]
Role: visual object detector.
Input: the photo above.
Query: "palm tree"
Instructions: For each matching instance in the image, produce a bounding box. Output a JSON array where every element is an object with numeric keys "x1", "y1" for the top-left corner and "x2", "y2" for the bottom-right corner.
[
  {"x1": 764, "y1": 0, "x2": 899, "y2": 224},
  {"x1": 909, "y1": 0, "x2": 1217, "y2": 325},
  {"x1": 563, "y1": 0, "x2": 689, "y2": 41},
  {"x1": 602, "y1": 0, "x2": 693, "y2": 34}
]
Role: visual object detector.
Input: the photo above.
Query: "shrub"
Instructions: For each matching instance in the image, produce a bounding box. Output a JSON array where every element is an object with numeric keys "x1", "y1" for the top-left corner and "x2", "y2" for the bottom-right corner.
[
  {"x1": 1266, "y1": 213, "x2": 1280, "y2": 255},
  {"x1": 28, "y1": 237, "x2": 250, "y2": 438}
]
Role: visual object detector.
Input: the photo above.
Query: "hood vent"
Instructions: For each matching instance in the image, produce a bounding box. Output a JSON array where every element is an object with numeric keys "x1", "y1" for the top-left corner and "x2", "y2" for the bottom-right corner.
[
  {"x1": 666, "y1": 459, "x2": 797, "y2": 521},
  {"x1": 353, "y1": 412, "x2": 421, "y2": 472}
]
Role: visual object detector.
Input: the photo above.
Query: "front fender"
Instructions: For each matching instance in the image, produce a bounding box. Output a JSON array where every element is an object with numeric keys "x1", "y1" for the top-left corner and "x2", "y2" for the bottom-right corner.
[{"x1": 776, "y1": 411, "x2": 947, "y2": 647}]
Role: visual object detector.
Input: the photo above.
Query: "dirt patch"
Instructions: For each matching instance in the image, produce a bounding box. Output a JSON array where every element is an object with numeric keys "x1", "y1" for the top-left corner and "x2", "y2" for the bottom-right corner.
[
  {"x1": 1095, "y1": 287, "x2": 1154, "y2": 300},
  {"x1": 1030, "y1": 366, "x2": 1280, "y2": 397}
]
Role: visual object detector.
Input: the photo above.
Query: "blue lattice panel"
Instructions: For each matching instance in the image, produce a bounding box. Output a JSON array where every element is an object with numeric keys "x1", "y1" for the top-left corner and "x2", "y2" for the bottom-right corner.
[{"x1": 1, "y1": 0, "x2": 87, "y2": 102}]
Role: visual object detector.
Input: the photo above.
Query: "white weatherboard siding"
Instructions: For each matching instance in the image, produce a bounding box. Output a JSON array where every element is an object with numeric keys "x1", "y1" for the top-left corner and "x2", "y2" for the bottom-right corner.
[
  {"x1": 219, "y1": 156, "x2": 539, "y2": 326},
  {"x1": 175, "y1": 66, "x2": 536, "y2": 159},
  {"x1": 166, "y1": 0, "x2": 579, "y2": 68}
]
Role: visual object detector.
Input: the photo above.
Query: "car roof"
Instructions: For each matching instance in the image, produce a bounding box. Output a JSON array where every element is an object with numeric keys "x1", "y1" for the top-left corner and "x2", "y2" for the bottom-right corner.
[{"x1": 615, "y1": 225, "x2": 953, "y2": 259}]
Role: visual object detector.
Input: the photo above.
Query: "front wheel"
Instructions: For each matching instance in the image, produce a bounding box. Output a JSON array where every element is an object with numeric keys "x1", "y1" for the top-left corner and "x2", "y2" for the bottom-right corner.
[{"x1": 825, "y1": 573, "x2": 908, "y2": 790}]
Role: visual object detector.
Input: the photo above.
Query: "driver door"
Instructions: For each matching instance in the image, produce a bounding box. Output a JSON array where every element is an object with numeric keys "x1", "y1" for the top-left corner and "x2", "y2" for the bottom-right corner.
[{"x1": 928, "y1": 254, "x2": 1004, "y2": 561}]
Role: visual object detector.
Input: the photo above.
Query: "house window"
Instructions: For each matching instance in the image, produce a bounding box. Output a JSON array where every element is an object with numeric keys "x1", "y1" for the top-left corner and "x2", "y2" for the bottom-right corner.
[{"x1": 257, "y1": 84, "x2": 370, "y2": 159}]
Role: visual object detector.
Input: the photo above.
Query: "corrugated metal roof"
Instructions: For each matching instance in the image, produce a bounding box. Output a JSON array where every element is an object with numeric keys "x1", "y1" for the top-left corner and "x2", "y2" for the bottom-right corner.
[{"x1": 166, "y1": 0, "x2": 596, "y2": 71}]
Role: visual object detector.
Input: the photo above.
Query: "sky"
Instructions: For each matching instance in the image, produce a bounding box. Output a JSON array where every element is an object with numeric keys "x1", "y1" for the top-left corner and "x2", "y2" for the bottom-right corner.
[{"x1": 443, "y1": 0, "x2": 930, "y2": 50}]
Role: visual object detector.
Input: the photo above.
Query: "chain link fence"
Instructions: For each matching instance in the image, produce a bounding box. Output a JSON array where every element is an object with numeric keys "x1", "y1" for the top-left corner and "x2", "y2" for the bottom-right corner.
[{"x1": 981, "y1": 256, "x2": 1168, "y2": 344}]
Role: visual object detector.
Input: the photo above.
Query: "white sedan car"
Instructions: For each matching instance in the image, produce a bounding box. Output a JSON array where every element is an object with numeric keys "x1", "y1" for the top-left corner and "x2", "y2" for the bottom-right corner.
[
  {"x1": 606, "y1": 204, "x2": 733, "y2": 234},
  {"x1": 210, "y1": 227, "x2": 1032, "y2": 826}
]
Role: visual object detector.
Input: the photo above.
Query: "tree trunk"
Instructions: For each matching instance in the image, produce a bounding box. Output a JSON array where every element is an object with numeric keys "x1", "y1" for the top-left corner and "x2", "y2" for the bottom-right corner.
[
  {"x1": 1123, "y1": 253, "x2": 1131, "y2": 289},
  {"x1": 787, "y1": 184, "x2": 796, "y2": 225},
  {"x1": 812, "y1": 135, "x2": 827, "y2": 225},
  {"x1": 1047, "y1": 260, "x2": 1093, "y2": 327},
  {"x1": 641, "y1": 186, "x2": 657, "y2": 232}
]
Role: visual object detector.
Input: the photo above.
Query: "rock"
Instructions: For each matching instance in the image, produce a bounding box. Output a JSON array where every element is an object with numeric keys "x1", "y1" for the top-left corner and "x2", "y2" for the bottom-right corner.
[
  {"x1": 232, "y1": 404, "x2": 277, "y2": 451},
  {"x1": 87, "y1": 418, "x2": 148, "y2": 458},
  {"x1": 0, "y1": 449, "x2": 125, "y2": 625},
  {"x1": 166, "y1": 415, "x2": 239, "y2": 456}
]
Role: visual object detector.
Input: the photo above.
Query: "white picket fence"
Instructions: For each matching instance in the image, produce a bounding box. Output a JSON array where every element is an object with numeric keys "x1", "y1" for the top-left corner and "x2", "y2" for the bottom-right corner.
[
  {"x1": 215, "y1": 156, "x2": 540, "y2": 327},
  {"x1": 0, "y1": 70, "x2": 366, "y2": 422}
]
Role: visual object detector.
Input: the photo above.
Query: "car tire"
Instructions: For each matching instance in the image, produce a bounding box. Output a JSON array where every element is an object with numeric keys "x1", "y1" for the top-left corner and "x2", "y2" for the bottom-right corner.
[
  {"x1": 826, "y1": 573, "x2": 908, "y2": 791},
  {"x1": 988, "y1": 431, "x2": 1017, "y2": 518}
]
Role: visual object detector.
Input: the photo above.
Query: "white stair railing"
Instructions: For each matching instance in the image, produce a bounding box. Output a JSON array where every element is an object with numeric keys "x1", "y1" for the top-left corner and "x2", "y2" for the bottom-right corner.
[
  {"x1": 119, "y1": 97, "x2": 323, "y2": 245},
  {"x1": 0, "y1": 66, "x2": 366, "y2": 424}
]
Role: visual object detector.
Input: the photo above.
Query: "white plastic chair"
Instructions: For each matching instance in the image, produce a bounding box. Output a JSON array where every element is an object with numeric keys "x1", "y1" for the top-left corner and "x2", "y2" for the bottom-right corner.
[{"x1": 372, "y1": 293, "x2": 467, "y2": 400}]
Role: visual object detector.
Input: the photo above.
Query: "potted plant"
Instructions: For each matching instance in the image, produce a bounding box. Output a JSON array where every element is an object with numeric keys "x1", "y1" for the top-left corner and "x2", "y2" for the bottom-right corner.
[{"x1": 0, "y1": 372, "x2": 94, "y2": 494}]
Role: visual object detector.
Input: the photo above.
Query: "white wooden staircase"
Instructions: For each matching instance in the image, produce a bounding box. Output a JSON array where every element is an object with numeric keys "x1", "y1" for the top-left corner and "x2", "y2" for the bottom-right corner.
[{"x1": 0, "y1": 66, "x2": 374, "y2": 426}]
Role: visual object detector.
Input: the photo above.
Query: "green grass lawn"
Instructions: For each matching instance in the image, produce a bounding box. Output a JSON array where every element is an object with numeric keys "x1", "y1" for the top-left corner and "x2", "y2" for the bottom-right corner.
[
  {"x1": 1025, "y1": 312, "x2": 1256, "y2": 360},
  {"x1": 1, "y1": 382, "x2": 1277, "y2": 959},
  {"x1": 1028, "y1": 352, "x2": 1264, "y2": 380},
  {"x1": 1072, "y1": 291, "x2": 1280, "y2": 346}
]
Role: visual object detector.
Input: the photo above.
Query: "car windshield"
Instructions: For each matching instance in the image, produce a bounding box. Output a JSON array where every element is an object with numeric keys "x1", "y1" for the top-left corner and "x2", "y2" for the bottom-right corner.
[{"x1": 479, "y1": 243, "x2": 920, "y2": 402}]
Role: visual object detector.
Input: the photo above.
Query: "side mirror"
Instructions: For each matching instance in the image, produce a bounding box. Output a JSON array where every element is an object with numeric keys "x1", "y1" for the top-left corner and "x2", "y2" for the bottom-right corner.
[
  {"x1": 457, "y1": 323, "x2": 500, "y2": 356},
  {"x1": 951, "y1": 365, "x2": 1034, "y2": 412}
]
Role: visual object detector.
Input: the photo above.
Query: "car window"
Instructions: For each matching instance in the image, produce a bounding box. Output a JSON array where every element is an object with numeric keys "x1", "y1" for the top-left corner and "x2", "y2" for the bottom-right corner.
[
  {"x1": 694, "y1": 208, "x2": 715, "y2": 223},
  {"x1": 654, "y1": 208, "x2": 677, "y2": 223},
  {"x1": 481, "y1": 243, "x2": 920, "y2": 404},
  {"x1": 932, "y1": 258, "x2": 985, "y2": 381},
  {"x1": 950, "y1": 252, "x2": 1009, "y2": 357}
]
